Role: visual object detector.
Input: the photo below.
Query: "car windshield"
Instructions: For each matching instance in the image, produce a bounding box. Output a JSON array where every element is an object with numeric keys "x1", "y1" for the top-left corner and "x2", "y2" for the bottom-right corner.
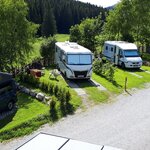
[
  {"x1": 67, "y1": 54, "x2": 92, "y2": 65},
  {"x1": 124, "y1": 50, "x2": 139, "y2": 57}
]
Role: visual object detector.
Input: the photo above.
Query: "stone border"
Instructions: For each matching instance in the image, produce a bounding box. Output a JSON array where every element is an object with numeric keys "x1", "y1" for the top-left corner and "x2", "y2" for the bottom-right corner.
[{"x1": 16, "y1": 83, "x2": 51, "y2": 103}]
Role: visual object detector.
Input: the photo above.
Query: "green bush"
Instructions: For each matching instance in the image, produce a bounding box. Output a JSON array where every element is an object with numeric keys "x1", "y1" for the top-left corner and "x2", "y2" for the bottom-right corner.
[
  {"x1": 49, "y1": 96, "x2": 58, "y2": 122},
  {"x1": 93, "y1": 59, "x2": 116, "y2": 82},
  {"x1": 142, "y1": 53, "x2": 150, "y2": 62},
  {"x1": 17, "y1": 72, "x2": 75, "y2": 118},
  {"x1": 54, "y1": 85, "x2": 59, "y2": 96}
]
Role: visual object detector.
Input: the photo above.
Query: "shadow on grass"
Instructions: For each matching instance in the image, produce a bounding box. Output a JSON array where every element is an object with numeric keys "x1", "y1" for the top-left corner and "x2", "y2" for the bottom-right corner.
[
  {"x1": 76, "y1": 80, "x2": 98, "y2": 88},
  {"x1": 49, "y1": 77, "x2": 59, "y2": 82},
  {"x1": 112, "y1": 80, "x2": 122, "y2": 88},
  {"x1": 118, "y1": 66, "x2": 144, "y2": 73},
  {"x1": 17, "y1": 93, "x2": 34, "y2": 109},
  {"x1": 0, "y1": 93, "x2": 35, "y2": 129}
]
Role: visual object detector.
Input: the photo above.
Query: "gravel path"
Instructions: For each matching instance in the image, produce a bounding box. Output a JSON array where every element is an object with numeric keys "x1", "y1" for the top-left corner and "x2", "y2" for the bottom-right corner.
[{"x1": 1, "y1": 87, "x2": 150, "y2": 150}]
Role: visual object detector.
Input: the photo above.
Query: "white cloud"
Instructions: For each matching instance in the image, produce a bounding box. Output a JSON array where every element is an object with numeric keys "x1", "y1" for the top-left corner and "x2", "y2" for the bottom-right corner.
[{"x1": 78, "y1": 0, "x2": 120, "y2": 8}]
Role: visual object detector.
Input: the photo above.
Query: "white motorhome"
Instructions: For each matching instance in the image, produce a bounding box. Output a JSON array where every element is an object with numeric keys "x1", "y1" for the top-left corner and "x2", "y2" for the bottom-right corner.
[
  {"x1": 55, "y1": 42, "x2": 93, "y2": 79},
  {"x1": 103, "y1": 41, "x2": 143, "y2": 68}
]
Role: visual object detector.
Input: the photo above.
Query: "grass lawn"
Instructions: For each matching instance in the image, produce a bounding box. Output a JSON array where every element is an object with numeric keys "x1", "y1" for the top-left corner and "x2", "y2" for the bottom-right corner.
[
  {"x1": 77, "y1": 81, "x2": 109, "y2": 103},
  {"x1": 92, "y1": 73, "x2": 123, "y2": 94},
  {"x1": 0, "y1": 67, "x2": 82, "y2": 142},
  {"x1": 55, "y1": 34, "x2": 70, "y2": 42},
  {"x1": 142, "y1": 66, "x2": 150, "y2": 71},
  {"x1": 40, "y1": 69, "x2": 82, "y2": 109},
  {"x1": 92, "y1": 66, "x2": 150, "y2": 94},
  {"x1": 0, "y1": 93, "x2": 49, "y2": 141},
  {"x1": 26, "y1": 34, "x2": 69, "y2": 64}
]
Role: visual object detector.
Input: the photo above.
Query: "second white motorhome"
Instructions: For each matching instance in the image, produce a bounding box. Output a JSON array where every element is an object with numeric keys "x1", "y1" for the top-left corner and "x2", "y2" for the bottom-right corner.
[
  {"x1": 55, "y1": 42, "x2": 93, "y2": 79},
  {"x1": 102, "y1": 41, "x2": 142, "y2": 68}
]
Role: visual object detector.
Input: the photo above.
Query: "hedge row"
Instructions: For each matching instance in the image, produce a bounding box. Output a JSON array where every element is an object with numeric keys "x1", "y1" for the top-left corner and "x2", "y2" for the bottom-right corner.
[{"x1": 17, "y1": 73, "x2": 74, "y2": 119}]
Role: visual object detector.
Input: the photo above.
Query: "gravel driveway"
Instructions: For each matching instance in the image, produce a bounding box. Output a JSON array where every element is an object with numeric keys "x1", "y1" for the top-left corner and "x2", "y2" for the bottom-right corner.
[{"x1": 1, "y1": 86, "x2": 150, "y2": 150}]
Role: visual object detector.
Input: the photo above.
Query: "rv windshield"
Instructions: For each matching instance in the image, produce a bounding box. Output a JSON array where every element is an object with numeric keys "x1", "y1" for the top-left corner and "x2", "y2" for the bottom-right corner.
[
  {"x1": 67, "y1": 54, "x2": 92, "y2": 65},
  {"x1": 124, "y1": 50, "x2": 139, "y2": 57}
]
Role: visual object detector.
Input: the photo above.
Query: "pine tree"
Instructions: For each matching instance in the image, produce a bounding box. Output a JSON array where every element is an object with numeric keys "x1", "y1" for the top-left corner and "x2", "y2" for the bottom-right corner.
[{"x1": 41, "y1": 2, "x2": 57, "y2": 37}]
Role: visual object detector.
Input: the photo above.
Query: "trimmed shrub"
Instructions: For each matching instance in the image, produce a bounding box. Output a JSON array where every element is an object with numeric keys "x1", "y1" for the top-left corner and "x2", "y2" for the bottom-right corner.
[
  {"x1": 49, "y1": 96, "x2": 58, "y2": 121},
  {"x1": 54, "y1": 85, "x2": 59, "y2": 97}
]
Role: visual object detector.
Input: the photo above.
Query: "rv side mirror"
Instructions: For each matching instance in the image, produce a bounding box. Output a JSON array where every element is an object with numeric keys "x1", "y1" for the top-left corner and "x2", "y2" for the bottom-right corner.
[
  {"x1": 120, "y1": 54, "x2": 123, "y2": 58},
  {"x1": 92, "y1": 55, "x2": 95, "y2": 60}
]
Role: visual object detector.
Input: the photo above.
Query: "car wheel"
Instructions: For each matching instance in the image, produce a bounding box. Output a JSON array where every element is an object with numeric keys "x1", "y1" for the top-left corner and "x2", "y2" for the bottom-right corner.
[{"x1": 7, "y1": 101, "x2": 14, "y2": 110}]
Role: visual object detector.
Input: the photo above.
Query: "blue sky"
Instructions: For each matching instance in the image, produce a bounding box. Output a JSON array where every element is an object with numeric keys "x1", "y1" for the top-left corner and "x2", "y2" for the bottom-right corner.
[{"x1": 78, "y1": 0, "x2": 120, "y2": 7}]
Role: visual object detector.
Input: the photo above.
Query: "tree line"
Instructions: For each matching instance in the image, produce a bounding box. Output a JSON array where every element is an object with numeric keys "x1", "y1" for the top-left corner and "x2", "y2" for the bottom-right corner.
[
  {"x1": 26, "y1": 0, "x2": 106, "y2": 36},
  {"x1": 0, "y1": 0, "x2": 105, "y2": 72},
  {"x1": 70, "y1": 0, "x2": 150, "y2": 53}
]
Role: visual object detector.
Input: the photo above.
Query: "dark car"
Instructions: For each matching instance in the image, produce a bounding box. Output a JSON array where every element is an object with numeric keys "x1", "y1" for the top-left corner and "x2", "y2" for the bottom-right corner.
[{"x1": 0, "y1": 72, "x2": 17, "y2": 112}]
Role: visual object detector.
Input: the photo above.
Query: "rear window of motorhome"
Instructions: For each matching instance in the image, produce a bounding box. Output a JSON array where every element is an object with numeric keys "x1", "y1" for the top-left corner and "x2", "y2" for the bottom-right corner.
[
  {"x1": 67, "y1": 54, "x2": 92, "y2": 65},
  {"x1": 124, "y1": 50, "x2": 139, "y2": 57}
]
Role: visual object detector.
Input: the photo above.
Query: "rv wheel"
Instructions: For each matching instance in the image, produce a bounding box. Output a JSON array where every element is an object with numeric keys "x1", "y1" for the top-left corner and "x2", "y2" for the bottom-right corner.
[
  {"x1": 7, "y1": 101, "x2": 14, "y2": 110},
  {"x1": 121, "y1": 63, "x2": 125, "y2": 69}
]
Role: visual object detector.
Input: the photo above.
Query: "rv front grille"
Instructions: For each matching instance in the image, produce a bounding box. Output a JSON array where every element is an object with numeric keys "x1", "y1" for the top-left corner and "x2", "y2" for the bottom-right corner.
[
  {"x1": 132, "y1": 62, "x2": 139, "y2": 64},
  {"x1": 74, "y1": 71, "x2": 87, "y2": 78}
]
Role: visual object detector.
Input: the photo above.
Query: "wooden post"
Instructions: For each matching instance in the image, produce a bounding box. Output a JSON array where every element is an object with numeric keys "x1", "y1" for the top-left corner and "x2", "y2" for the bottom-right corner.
[{"x1": 125, "y1": 77, "x2": 127, "y2": 91}]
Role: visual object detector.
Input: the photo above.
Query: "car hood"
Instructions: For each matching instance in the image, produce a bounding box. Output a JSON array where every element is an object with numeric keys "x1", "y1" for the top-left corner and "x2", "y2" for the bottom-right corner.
[{"x1": 125, "y1": 57, "x2": 142, "y2": 62}]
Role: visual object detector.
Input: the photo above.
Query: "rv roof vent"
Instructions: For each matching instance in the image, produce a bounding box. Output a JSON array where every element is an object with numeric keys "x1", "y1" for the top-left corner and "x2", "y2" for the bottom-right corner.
[
  {"x1": 69, "y1": 43, "x2": 78, "y2": 49},
  {"x1": 70, "y1": 44, "x2": 78, "y2": 49}
]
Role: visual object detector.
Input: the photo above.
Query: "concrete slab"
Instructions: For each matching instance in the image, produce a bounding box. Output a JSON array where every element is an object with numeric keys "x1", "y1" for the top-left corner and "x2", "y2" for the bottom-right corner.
[
  {"x1": 67, "y1": 81, "x2": 86, "y2": 96},
  {"x1": 90, "y1": 79, "x2": 107, "y2": 91}
]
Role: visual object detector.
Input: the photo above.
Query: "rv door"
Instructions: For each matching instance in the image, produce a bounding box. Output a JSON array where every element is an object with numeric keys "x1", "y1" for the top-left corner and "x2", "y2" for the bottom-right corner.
[{"x1": 114, "y1": 46, "x2": 120, "y2": 65}]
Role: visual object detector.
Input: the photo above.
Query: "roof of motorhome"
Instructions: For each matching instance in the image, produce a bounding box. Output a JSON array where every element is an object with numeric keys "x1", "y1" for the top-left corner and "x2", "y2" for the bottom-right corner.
[
  {"x1": 55, "y1": 42, "x2": 92, "y2": 54},
  {"x1": 105, "y1": 41, "x2": 137, "y2": 50}
]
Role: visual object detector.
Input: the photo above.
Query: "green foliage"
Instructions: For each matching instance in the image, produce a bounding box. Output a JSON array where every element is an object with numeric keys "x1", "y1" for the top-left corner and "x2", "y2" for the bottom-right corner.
[
  {"x1": 70, "y1": 25, "x2": 81, "y2": 42},
  {"x1": 142, "y1": 53, "x2": 150, "y2": 62},
  {"x1": 54, "y1": 85, "x2": 59, "y2": 96},
  {"x1": 49, "y1": 96, "x2": 58, "y2": 121},
  {"x1": 26, "y1": 0, "x2": 105, "y2": 34},
  {"x1": 70, "y1": 16, "x2": 104, "y2": 52},
  {"x1": 41, "y1": 2, "x2": 57, "y2": 37},
  {"x1": 93, "y1": 59, "x2": 116, "y2": 82},
  {"x1": 101, "y1": 0, "x2": 150, "y2": 47},
  {"x1": 40, "y1": 37, "x2": 56, "y2": 66},
  {"x1": 0, "y1": 93, "x2": 49, "y2": 141},
  {"x1": 0, "y1": 0, "x2": 38, "y2": 72}
]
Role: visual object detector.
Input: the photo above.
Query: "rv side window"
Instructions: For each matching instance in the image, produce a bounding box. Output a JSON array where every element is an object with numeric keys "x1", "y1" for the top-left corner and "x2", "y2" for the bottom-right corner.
[
  {"x1": 111, "y1": 47, "x2": 113, "y2": 52},
  {"x1": 56, "y1": 47, "x2": 57, "y2": 52},
  {"x1": 106, "y1": 46, "x2": 108, "y2": 50}
]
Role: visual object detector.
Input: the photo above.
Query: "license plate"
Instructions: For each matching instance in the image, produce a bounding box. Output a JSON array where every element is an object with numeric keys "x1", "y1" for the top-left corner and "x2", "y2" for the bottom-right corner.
[{"x1": 78, "y1": 75, "x2": 84, "y2": 78}]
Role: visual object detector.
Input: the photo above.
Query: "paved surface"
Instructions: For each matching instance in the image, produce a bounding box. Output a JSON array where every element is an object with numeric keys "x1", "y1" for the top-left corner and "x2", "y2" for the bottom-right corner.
[{"x1": 1, "y1": 87, "x2": 150, "y2": 150}]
